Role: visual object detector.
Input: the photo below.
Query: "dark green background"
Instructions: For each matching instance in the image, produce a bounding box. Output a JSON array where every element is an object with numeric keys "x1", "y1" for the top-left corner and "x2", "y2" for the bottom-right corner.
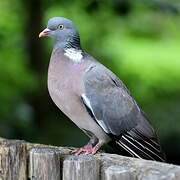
[{"x1": 0, "y1": 0, "x2": 180, "y2": 164}]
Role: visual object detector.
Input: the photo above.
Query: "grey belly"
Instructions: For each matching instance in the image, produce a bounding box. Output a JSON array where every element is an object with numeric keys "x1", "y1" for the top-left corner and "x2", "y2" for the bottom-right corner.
[{"x1": 47, "y1": 79, "x2": 110, "y2": 142}]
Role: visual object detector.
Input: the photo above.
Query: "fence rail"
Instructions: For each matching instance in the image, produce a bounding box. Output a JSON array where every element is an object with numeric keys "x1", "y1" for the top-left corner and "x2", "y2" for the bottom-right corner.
[{"x1": 0, "y1": 138, "x2": 179, "y2": 180}]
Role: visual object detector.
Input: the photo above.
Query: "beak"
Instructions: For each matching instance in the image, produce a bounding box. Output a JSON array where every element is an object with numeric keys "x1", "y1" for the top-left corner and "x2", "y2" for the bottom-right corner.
[{"x1": 39, "y1": 28, "x2": 51, "y2": 38}]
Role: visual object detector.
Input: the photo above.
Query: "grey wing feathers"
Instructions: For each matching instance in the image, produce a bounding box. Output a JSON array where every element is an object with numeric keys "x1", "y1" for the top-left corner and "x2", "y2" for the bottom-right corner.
[
  {"x1": 82, "y1": 63, "x2": 166, "y2": 162},
  {"x1": 83, "y1": 63, "x2": 141, "y2": 136}
]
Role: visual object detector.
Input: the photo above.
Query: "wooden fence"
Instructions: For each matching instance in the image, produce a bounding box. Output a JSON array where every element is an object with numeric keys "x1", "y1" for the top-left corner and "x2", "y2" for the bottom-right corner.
[{"x1": 0, "y1": 138, "x2": 180, "y2": 180}]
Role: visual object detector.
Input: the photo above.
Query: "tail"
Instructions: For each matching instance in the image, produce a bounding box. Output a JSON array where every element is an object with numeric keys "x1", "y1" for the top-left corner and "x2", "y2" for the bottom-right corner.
[{"x1": 109, "y1": 131, "x2": 166, "y2": 162}]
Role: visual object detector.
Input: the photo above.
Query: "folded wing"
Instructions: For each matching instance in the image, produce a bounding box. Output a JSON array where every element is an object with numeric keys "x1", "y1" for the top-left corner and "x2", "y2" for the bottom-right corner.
[{"x1": 82, "y1": 63, "x2": 166, "y2": 162}]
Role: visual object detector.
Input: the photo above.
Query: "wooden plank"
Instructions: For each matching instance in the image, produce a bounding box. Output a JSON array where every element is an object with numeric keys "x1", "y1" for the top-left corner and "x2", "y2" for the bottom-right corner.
[
  {"x1": 0, "y1": 140, "x2": 27, "y2": 180},
  {"x1": 139, "y1": 169, "x2": 176, "y2": 180},
  {"x1": 63, "y1": 155, "x2": 100, "y2": 180},
  {"x1": 104, "y1": 166, "x2": 136, "y2": 180},
  {"x1": 29, "y1": 147, "x2": 60, "y2": 180},
  {"x1": 0, "y1": 139, "x2": 180, "y2": 180}
]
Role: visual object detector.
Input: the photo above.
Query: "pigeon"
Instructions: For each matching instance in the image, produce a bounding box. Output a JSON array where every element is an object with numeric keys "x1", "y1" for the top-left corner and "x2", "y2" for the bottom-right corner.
[{"x1": 39, "y1": 17, "x2": 166, "y2": 162}]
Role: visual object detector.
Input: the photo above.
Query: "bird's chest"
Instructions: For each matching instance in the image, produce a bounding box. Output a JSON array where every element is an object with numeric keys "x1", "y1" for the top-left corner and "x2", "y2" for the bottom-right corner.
[{"x1": 47, "y1": 57, "x2": 85, "y2": 111}]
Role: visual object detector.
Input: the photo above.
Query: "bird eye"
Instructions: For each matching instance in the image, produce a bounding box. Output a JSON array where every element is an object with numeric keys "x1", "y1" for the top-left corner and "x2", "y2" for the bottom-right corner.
[{"x1": 58, "y1": 24, "x2": 64, "y2": 30}]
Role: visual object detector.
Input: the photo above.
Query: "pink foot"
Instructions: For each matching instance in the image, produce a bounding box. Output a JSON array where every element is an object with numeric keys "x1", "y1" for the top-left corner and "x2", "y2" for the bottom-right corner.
[
  {"x1": 72, "y1": 144, "x2": 100, "y2": 155},
  {"x1": 91, "y1": 146, "x2": 99, "y2": 155},
  {"x1": 71, "y1": 144, "x2": 93, "y2": 155}
]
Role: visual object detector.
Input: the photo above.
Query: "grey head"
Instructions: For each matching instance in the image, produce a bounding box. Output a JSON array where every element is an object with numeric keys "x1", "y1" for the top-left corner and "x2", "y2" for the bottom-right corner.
[{"x1": 39, "y1": 17, "x2": 81, "y2": 50}]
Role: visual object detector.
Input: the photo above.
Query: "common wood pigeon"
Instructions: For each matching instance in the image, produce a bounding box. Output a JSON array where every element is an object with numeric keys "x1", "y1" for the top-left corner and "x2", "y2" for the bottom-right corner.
[{"x1": 39, "y1": 17, "x2": 166, "y2": 162}]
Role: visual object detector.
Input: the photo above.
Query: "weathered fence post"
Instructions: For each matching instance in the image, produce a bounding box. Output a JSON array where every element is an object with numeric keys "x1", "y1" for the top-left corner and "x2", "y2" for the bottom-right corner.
[
  {"x1": 0, "y1": 140, "x2": 27, "y2": 180},
  {"x1": 29, "y1": 147, "x2": 60, "y2": 180},
  {"x1": 104, "y1": 166, "x2": 136, "y2": 180},
  {"x1": 0, "y1": 138, "x2": 180, "y2": 180},
  {"x1": 139, "y1": 169, "x2": 176, "y2": 180},
  {"x1": 63, "y1": 155, "x2": 100, "y2": 180}
]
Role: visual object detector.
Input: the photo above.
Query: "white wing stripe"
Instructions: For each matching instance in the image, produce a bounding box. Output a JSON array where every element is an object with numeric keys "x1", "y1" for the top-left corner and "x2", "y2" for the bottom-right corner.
[{"x1": 81, "y1": 94, "x2": 109, "y2": 133}]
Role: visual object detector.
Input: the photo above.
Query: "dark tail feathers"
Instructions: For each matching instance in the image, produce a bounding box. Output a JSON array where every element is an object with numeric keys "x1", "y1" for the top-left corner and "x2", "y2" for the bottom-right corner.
[{"x1": 110, "y1": 132, "x2": 166, "y2": 162}]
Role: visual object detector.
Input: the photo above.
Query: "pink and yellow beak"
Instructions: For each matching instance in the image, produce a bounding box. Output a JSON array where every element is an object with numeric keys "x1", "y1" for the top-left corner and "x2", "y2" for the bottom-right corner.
[{"x1": 39, "y1": 28, "x2": 51, "y2": 38}]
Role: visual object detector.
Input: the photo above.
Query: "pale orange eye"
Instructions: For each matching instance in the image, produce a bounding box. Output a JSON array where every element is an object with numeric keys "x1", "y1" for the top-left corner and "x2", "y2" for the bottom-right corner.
[{"x1": 58, "y1": 24, "x2": 64, "y2": 29}]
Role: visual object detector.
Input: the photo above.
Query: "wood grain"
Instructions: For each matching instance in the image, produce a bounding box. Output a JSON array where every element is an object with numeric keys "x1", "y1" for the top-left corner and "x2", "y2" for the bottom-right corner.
[
  {"x1": 29, "y1": 147, "x2": 60, "y2": 180},
  {"x1": 63, "y1": 155, "x2": 100, "y2": 180},
  {"x1": 105, "y1": 166, "x2": 135, "y2": 180},
  {"x1": 0, "y1": 140, "x2": 27, "y2": 180}
]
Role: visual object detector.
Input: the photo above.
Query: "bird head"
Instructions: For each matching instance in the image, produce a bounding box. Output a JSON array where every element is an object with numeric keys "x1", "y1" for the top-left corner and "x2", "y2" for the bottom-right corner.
[{"x1": 39, "y1": 17, "x2": 81, "y2": 49}]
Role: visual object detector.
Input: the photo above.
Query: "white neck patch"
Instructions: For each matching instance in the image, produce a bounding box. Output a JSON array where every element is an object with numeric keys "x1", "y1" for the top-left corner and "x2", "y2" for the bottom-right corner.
[{"x1": 64, "y1": 48, "x2": 83, "y2": 63}]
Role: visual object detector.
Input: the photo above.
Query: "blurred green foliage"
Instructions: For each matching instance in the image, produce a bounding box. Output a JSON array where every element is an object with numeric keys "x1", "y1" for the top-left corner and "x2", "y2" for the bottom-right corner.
[
  {"x1": 0, "y1": 0, "x2": 37, "y2": 136},
  {"x1": 0, "y1": 0, "x2": 180, "y2": 164}
]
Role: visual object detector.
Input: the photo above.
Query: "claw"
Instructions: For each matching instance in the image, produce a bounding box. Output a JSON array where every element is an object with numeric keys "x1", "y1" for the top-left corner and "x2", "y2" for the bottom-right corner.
[
  {"x1": 71, "y1": 144, "x2": 100, "y2": 155},
  {"x1": 71, "y1": 148, "x2": 84, "y2": 155},
  {"x1": 71, "y1": 144, "x2": 94, "y2": 155},
  {"x1": 91, "y1": 146, "x2": 99, "y2": 154},
  {"x1": 75, "y1": 148, "x2": 85, "y2": 155}
]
